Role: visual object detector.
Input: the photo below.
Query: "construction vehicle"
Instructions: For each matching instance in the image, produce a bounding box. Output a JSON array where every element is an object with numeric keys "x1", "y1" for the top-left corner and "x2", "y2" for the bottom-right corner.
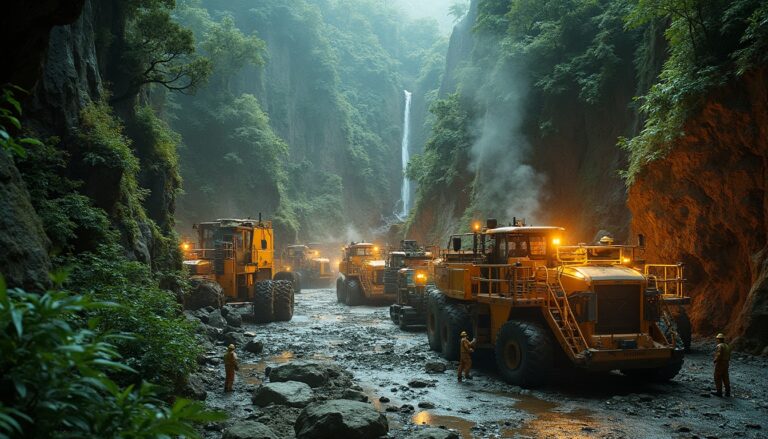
[
  {"x1": 275, "y1": 244, "x2": 333, "y2": 291},
  {"x1": 426, "y1": 218, "x2": 690, "y2": 388},
  {"x1": 335, "y1": 242, "x2": 391, "y2": 305},
  {"x1": 386, "y1": 240, "x2": 435, "y2": 328},
  {"x1": 182, "y1": 217, "x2": 295, "y2": 323}
]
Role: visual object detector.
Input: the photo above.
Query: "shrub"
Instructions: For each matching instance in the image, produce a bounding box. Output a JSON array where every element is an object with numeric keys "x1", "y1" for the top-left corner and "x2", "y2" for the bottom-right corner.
[{"x1": 0, "y1": 277, "x2": 223, "y2": 439}]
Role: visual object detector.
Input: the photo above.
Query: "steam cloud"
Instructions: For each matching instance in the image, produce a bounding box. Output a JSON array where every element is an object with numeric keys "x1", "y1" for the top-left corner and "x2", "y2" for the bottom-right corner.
[{"x1": 467, "y1": 55, "x2": 545, "y2": 225}]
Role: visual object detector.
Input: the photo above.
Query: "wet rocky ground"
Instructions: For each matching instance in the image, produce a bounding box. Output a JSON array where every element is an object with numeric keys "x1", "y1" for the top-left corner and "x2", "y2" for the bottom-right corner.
[{"x1": 187, "y1": 288, "x2": 768, "y2": 438}]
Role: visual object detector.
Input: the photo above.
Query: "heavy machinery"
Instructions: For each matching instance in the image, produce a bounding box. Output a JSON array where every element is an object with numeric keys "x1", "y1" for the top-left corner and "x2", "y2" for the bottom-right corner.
[
  {"x1": 426, "y1": 218, "x2": 690, "y2": 388},
  {"x1": 335, "y1": 242, "x2": 391, "y2": 305},
  {"x1": 182, "y1": 217, "x2": 295, "y2": 323},
  {"x1": 276, "y1": 244, "x2": 333, "y2": 291},
  {"x1": 386, "y1": 240, "x2": 435, "y2": 328}
]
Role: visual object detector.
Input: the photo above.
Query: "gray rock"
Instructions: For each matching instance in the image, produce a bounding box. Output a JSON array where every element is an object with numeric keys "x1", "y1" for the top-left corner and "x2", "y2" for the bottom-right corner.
[
  {"x1": 417, "y1": 401, "x2": 435, "y2": 409},
  {"x1": 245, "y1": 338, "x2": 264, "y2": 354},
  {"x1": 205, "y1": 326, "x2": 223, "y2": 342},
  {"x1": 342, "y1": 389, "x2": 369, "y2": 402},
  {"x1": 224, "y1": 331, "x2": 246, "y2": 347},
  {"x1": 226, "y1": 311, "x2": 243, "y2": 327},
  {"x1": 294, "y1": 400, "x2": 388, "y2": 439},
  {"x1": 208, "y1": 309, "x2": 227, "y2": 329},
  {"x1": 407, "y1": 427, "x2": 460, "y2": 439},
  {"x1": 408, "y1": 379, "x2": 429, "y2": 388},
  {"x1": 222, "y1": 420, "x2": 277, "y2": 439},
  {"x1": 185, "y1": 279, "x2": 224, "y2": 310},
  {"x1": 179, "y1": 372, "x2": 208, "y2": 400},
  {"x1": 425, "y1": 361, "x2": 447, "y2": 374},
  {"x1": 270, "y1": 362, "x2": 328, "y2": 388},
  {"x1": 252, "y1": 381, "x2": 314, "y2": 408}
]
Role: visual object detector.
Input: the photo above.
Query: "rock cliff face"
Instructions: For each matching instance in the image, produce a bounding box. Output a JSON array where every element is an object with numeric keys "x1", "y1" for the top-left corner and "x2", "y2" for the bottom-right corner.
[{"x1": 628, "y1": 69, "x2": 768, "y2": 354}]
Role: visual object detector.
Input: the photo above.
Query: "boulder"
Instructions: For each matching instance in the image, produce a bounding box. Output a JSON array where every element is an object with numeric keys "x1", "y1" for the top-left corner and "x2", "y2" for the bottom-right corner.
[
  {"x1": 185, "y1": 279, "x2": 224, "y2": 310},
  {"x1": 224, "y1": 331, "x2": 246, "y2": 347},
  {"x1": 226, "y1": 310, "x2": 243, "y2": 327},
  {"x1": 342, "y1": 389, "x2": 369, "y2": 402},
  {"x1": 408, "y1": 379, "x2": 429, "y2": 388},
  {"x1": 179, "y1": 372, "x2": 207, "y2": 400},
  {"x1": 270, "y1": 362, "x2": 328, "y2": 388},
  {"x1": 222, "y1": 420, "x2": 277, "y2": 439},
  {"x1": 425, "y1": 361, "x2": 447, "y2": 374},
  {"x1": 407, "y1": 427, "x2": 460, "y2": 439},
  {"x1": 245, "y1": 338, "x2": 264, "y2": 354},
  {"x1": 294, "y1": 400, "x2": 388, "y2": 439},
  {"x1": 252, "y1": 381, "x2": 314, "y2": 408},
  {"x1": 205, "y1": 326, "x2": 223, "y2": 342},
  {"x1": 208, "y1": 309, "x2": 227, "y2": 329}
]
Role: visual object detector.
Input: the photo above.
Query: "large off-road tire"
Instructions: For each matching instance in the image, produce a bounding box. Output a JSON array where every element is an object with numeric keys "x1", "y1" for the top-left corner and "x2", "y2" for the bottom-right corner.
[
  {"x1": 336, "y1": 278, "x2": 345, "y2": 303},
  {"x1": 622, "y1": 315, "x2": 685, "y2": 382},
  {"x1": 426, "y1": 286, "x2": 445, "y2": 352},
  {"x1": 495, "y1": 320, "x2": 554, "y2": 388},
  {"x1": 389, "y1": 304, "x2": 401, "y2": 325},
  {"x1": 272, "y1": 280, "x2": 295, "y2": 322},
  {"x1": 674, "y1": 308, "x2": 692, "y2": 351},
  {"x1": 439, "y1": 300, "x2": 471, "y2": 361},
  {"x1": 383, "y1": 269, "x2": 398, "y2": 295},
  {"x1": 345, "y1": 278, "x2": 364, "y2": 306},
  {"x1": 252, "y1": 280, "x2": 274, "y2": 323},
  {"x1": 274, "y1": 271, "x2": 301, "y2": 294}
]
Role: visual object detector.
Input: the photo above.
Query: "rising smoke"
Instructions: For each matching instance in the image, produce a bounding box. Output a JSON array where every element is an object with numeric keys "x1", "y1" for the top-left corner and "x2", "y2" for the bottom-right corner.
[{"x1": 466, "y1": 46, "x2": 545, "y2": 225}]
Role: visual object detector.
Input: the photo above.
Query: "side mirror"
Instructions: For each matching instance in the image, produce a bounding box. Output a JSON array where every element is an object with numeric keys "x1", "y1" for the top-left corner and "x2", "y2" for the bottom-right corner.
[
  {"x1": 261, "y1": 239, "x2": 268, "y2": 250},
  {"x1": 452, "y1": 237, "x2": 462, "y2": 252},
  {"x1": 637, "y1": 233, "x2": 646, "y2": 248}
]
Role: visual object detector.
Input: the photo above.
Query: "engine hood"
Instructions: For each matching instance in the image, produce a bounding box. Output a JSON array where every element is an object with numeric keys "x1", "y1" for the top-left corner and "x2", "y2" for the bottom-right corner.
[
  {"x1": 562, "y1": 265, "x2": 645, "y2": 283},
  {"x1": 365, "y1": 260, "x2": 386, "y2": 268}
]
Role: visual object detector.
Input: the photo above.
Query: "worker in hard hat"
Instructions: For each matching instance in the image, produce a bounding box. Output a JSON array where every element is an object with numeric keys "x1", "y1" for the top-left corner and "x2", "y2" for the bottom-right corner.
[
  {"x1": 458, "y1": 331, "x2": 476, "y2": 382},
  {"x1": 599, "y1": 235, "x2": 614, "y2": 245},
  {"x1": 712, "y1": 333, "x2": 731, "y2": 397},
  {"x1": 224, "y1": 344, "x2": 239, "y2": 392}
]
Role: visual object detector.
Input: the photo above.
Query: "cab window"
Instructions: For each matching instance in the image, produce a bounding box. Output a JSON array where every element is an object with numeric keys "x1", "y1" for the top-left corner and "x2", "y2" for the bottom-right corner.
[{"x1": 529, "y1": 236, "x2": 546, "y2": 257}]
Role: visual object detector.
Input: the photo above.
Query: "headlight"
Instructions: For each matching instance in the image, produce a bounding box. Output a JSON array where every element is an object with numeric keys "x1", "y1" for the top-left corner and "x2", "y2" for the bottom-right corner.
[{"x1": 552, "y1": 238, "x2": 561, "y2": 246}]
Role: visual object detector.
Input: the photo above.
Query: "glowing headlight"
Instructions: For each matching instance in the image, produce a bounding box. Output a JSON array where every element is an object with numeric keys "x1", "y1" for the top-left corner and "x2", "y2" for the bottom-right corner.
[
  {"x1": 181, "y1": 242, "x2": 190, "y2": 251},
  {"x1": 286, "y1": 266, "x2": 291, "y2": 271},
  {"x1": 622, "y1": 257, "x2": 631, "y2": 264},
  {"x1": 552, "y1": 238, "x2": 561, "y2": 246}
]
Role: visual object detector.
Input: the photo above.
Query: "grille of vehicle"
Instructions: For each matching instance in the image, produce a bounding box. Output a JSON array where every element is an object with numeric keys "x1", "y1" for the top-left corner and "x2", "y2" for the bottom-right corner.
[
  {"x1": 374, "y1": 269, "x2": 385, "y2": 285},
  {"x1": 594, "y1": 284, "x2": 641, "y2": 334}
]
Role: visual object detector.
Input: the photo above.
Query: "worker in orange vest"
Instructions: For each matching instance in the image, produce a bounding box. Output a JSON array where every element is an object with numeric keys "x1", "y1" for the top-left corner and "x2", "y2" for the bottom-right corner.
[
  {"x1": 458, "y1": 331, "x2": 476, "y2": 382},
  {"x1": 712, "y1": 333, "x2": 731, "y2": 397},
  {"x1": 224, "y1": 344, "x2": 239, "y2": 392}
]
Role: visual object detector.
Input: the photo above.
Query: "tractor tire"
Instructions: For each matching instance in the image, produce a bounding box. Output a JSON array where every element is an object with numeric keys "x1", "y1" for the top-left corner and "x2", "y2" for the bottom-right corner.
[
  {"x1": 274, "y1": 271, "x2": 301, "y2": 294},
  {"x1": 439, "y1": 300, "x2": 471, "y2": 361},
  {"x1": 674, "y1": 308, "x2": 692, "y2": 351},
  {"x1": 389, "y1": 304, "x2": 401, "y2": 325},
  {"x1": 426, "y1": 286, "x2": 445, "y2": 352},
  {"x1": 495, "y1": 320, "x2": 554, "y2": 388},
  {"x1": 336, "y1": 278, "x2": 345, "y2": 303},
  {"x1": 273, "y1": 280, "x2": 294, "y2": 322},
  {"x1": 399, "y1": 308, "x2": 413, "y2": 330},
  {"x1": 345, "y1": 278, "x2": 364, "y2": 306},
  {"x1": 252, "y1": 280, "x2": 274, "y2": 323},
  {"x1": 383, "y1": 269, "x2": 398, "y2": 295}
]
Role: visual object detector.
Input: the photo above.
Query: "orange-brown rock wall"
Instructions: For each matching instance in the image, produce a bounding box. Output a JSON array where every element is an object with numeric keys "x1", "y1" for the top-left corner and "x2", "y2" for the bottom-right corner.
[{"x1": 628, "y1": 69, "x2": 768, "y2": 354}]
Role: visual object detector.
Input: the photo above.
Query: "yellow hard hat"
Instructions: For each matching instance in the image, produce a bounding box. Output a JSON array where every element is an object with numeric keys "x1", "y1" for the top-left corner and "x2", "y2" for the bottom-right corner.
[
  {"x1": 228, "y1": 344, "x2": 235, "y2": 350},
  {"x1": 716, "y1": 333, "x2": 725, "y2": 340},
  {"x1": 460, "y1": 331, "x2": 467, "y2": 337},
  {"x1": 599, "y1": 235, "x2": 614, "y2": 244}
]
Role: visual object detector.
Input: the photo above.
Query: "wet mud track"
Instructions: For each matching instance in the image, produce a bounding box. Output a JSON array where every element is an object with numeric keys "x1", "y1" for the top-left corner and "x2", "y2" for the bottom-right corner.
[{"x1": 203, "y1": 288, "x2": 768, "y2": 438}]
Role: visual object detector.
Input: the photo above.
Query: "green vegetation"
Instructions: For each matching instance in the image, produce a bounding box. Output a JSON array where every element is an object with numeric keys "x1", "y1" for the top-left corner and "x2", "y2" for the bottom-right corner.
[
  {"x1": 0, "y1": 87, "x2": 42, "y2": 157},
  {"x1": 0, "y1": 277, "x2": 222, "y2": 439},
  {"x1": 621, "y1": 0, "x2": 768, "y2": 181}
]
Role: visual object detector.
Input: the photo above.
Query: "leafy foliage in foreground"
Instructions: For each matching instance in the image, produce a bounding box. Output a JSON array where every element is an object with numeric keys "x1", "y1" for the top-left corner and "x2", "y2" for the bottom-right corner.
[
  {"x1": 0, "y1": 278, "x2": 223, "y2": 439},
  {"x1": 61, "y1": 245, "x2": 200, "y2": 388}
]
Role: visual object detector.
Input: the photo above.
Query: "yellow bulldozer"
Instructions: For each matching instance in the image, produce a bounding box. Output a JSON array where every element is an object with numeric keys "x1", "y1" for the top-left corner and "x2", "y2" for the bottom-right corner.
[
  {"x1": 335, "y1": 242, "x2": 391, "y2": 305},
  {"x1": 385, "y1": 240, "x2": 434, "y2": 328},
  {"x1": 182, "y1": 216, "x2": 295, "y2": 323},
  {"x1": 426, "y1": 218, "x2": 690, "y2": 387},
  {"x1": 276, "y1": 244, "x2": 333, "y2": 291}
]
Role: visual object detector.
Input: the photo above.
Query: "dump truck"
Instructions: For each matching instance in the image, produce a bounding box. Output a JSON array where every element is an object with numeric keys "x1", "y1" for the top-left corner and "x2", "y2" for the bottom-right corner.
[
  {"x1": 426, "y1": 218, "x2": 690, "y2": 388},
  {"x1": 182, "y1": 217, "x2": 295, "y2": 323},
  {"x1": 386, "y1": 240, "x2": 435, "y2": 328},
  {"x1": 275, "y1": 244, "x2": 333, "y2": 291},
  {"x1": 335, "y1": 242, "x2": 391, "y2": 305}
]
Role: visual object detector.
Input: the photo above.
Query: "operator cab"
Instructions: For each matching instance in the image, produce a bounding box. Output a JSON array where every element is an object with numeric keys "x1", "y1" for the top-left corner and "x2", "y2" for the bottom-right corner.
[{"x1": 485, "y1": 226, "x2": 564, "y2": 267}]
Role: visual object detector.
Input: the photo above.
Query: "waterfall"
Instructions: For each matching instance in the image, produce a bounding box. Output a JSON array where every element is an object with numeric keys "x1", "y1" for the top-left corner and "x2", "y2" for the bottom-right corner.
[{"x1": 400, "y1": 90, "x2": 412, "y2": 219}]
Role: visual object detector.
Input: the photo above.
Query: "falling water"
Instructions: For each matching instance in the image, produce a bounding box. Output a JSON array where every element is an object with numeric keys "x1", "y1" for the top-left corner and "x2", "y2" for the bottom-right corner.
[{"x1": 399, "y1": 90, "x2": 412, "y2": 219}]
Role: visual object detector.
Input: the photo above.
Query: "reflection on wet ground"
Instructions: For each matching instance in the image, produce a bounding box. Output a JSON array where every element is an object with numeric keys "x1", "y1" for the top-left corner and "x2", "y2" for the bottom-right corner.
[{"x1": 412, "y1": 410, "x2": 477, "y2": 437}]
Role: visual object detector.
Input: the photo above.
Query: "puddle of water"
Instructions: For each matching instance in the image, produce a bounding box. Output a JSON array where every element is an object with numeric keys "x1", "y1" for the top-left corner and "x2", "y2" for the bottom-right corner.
[
  {"x1": 411, "y1": 411, "x2": 475, "y2": 438},
  {"x1": 504, "y1": 399, "x2": 595, "y2": 438}
]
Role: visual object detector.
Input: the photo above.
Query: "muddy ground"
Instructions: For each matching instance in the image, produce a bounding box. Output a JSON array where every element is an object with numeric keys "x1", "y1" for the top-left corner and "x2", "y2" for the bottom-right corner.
[{"x1": 197, "y1": 288, "x2": 768, "y2": 438}]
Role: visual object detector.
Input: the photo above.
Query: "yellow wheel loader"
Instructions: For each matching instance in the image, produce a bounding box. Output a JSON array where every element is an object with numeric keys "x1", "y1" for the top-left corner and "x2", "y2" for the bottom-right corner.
[{"x1": 335, "y1": 242, "x2": 390, "y2": 306}]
